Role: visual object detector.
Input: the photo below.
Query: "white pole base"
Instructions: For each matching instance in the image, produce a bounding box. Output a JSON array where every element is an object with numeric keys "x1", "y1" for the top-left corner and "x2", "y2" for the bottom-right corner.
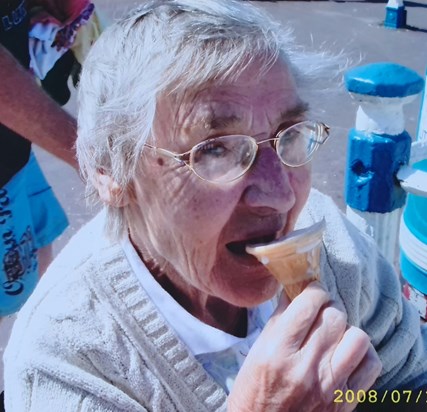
[{"x1": 346, "y1": 206, "x2": 402, "y2": 266}]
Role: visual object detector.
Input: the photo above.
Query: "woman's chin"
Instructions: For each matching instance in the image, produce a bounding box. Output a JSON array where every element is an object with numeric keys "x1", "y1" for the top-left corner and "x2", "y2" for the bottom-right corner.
[{"x1": 215, "y1": 269, "x2": 279, "y2": 308}]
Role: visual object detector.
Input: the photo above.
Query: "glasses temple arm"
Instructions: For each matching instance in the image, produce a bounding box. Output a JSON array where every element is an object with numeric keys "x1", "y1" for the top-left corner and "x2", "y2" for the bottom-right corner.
[{"x1": 144, "y1": 144, "x2": 191, "y2": 164}]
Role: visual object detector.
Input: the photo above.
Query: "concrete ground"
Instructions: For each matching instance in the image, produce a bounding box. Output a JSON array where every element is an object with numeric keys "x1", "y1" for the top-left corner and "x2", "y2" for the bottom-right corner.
[{"x1": 33, "y1": 0, "x2": 427, "y2": 255}]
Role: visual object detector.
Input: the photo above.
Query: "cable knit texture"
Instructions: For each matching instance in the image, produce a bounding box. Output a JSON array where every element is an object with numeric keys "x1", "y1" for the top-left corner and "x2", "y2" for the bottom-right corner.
[{"x1": 4, "y1": 189, "x2": 427, "y2": 411}]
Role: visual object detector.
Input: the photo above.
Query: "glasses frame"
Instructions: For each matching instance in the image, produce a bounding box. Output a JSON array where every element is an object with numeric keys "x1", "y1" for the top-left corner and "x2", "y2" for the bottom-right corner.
[{"x1": 144, "y1": 120, "x2": 330, "y2": 183}]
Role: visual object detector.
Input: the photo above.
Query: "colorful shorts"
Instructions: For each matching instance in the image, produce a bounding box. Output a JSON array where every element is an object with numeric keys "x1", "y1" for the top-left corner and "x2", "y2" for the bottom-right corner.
[{"x1": 0, "y1": 152, "x2": 68, "y2": 316}]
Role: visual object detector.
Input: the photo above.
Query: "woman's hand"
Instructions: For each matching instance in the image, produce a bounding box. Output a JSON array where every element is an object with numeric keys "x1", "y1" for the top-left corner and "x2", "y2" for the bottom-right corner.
[{"x1": 228, "y1": 282, "x2": 382, "y2": 412}]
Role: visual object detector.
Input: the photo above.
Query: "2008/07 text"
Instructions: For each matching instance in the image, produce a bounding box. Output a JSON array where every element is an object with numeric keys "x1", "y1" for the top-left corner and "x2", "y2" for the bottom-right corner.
[{"x1": 334, "y1": 389, "x2": 427, "y2": 404}]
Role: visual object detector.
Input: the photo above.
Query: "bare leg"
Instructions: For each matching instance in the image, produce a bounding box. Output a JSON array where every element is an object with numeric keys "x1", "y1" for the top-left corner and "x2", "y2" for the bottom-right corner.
[{"x1": 37, "y1": 244, "x2": 53, "y2": 277}]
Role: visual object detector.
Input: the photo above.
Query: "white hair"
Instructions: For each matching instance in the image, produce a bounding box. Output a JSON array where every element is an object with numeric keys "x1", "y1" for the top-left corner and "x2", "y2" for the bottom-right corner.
[{"x1": 76, "y1": 0, "x2": 343, "y2": 239}]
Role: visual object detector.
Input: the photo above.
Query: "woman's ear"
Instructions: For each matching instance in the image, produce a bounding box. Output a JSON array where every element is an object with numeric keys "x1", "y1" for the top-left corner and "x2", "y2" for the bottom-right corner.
[{"x1": 92, "y1": 170, "x2": 130, "y2": 208}]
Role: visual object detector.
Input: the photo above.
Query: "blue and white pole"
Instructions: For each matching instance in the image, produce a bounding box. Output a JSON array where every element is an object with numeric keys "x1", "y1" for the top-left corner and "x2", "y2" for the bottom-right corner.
[
  {"x1": 400, "y1": 66, "x2": 427, "y2": 319},
  {"x1": 384, "y1": 0, "x2": 407, "y2": 29},
  {"x1": 417, "y1": 67, "x2": 427, "y2": 141},
  {"x1": 344, "y1": 63, "x2": 424, "y2": 264}
]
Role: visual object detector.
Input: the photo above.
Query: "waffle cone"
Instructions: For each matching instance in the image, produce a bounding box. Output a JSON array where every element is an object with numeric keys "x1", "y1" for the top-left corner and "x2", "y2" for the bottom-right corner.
[{"x1": 246, "y1": 219, "x2": 325, "y2": 300}]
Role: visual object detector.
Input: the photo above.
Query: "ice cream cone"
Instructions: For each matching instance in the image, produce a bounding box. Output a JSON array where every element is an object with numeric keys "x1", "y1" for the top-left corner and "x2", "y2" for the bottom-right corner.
[{"x1": 246, "y1": 219, "x2": 325, "y2": 300}]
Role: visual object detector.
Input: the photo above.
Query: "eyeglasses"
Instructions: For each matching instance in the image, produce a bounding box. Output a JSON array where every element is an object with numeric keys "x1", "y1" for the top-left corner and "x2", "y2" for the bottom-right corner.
[{"x1": 144, "y1": 120, "x2": 330, "y2": 184}]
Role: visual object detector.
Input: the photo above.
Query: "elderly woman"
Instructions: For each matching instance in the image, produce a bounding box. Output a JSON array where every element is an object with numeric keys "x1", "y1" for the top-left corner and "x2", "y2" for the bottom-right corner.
[{"x1": 4, "y1": 1, "x2": 427, "y2": 411}]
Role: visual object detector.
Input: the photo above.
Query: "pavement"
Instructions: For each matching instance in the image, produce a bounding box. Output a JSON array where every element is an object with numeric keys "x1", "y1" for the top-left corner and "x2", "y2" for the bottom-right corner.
[{"x1": 33, "y1": 0, "x2": 427, "y2": 256}]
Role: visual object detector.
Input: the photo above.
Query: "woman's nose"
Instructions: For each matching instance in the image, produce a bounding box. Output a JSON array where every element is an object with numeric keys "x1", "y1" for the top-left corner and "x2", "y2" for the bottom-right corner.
[{"x1": 240, "y1": 146, "x2": 296, "y2": 213}]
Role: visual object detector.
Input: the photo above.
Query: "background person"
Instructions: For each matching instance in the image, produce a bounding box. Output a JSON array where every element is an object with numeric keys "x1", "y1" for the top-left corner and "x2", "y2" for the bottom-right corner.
[
  {"x1": 4, "y1": 1, "x2": 427, "y2": 411},
  {"x1": 0, "y1": 0, "x2": 93, "y2": 408}
]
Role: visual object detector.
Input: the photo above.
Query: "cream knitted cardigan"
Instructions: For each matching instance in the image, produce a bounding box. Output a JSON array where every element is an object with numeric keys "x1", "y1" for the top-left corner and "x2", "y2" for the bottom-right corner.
[{"x1": 4, "y1": 190, "x2": 427, "y2": 411}]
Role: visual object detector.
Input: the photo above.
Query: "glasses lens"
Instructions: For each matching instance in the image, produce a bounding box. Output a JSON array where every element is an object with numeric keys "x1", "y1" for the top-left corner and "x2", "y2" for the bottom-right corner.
[
  {"x1": 277, "y1": 121, "x2": 322, "y2": 167},
  {"x1": 191, "y1": 135, "x2": 256, "y2": 183}
]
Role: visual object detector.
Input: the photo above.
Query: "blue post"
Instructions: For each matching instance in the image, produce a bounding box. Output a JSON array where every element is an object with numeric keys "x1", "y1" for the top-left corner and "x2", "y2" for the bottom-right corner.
[
  {"x1": 384, "y1": 0, "x2": 407, "y2": 29},
  {"x1": 344, "y1": 63, "x2": 424, "y2": 263}
]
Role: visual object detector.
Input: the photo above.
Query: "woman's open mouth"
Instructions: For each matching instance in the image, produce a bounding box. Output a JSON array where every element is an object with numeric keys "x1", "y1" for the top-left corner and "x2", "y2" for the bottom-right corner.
[{"x1": 226, "y1": 234, "x2": 276, "y2": 257}]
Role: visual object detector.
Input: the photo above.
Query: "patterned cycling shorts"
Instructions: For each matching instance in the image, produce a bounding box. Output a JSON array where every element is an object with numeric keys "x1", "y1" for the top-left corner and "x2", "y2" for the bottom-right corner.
[{"x1": 0, "y1": 152, "x2": 68, "y2": 316}]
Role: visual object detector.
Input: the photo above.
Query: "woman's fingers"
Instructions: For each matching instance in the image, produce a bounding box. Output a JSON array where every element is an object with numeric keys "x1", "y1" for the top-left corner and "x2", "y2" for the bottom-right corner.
[
  {"x1": 325, "y1": 325, "x2": 377, "y2": 401},
  {"x1": 299, "y1": 304, "x2": 348, "y2": 380},
  {"x1": 325, "y1": 345, "x2": 382, "y2": 412},
  {"x1": 271, "y1": 288, "x2": 291, "y2": 316},
  {"x1": 330, "y1": 326, "x2": 371, "y2": 380},
  {"x1": 232, "y1": 283, "x2": 382, "y2": 412},
  {"x1": 277, "y1": 281, "x2": 332, "y2": 350},
  {"x1": 276, "y1": 283, "x2": 379, "y2": 395},
  {"x1": 347, "y1": 344, "x2": 382, "y2": 392}
]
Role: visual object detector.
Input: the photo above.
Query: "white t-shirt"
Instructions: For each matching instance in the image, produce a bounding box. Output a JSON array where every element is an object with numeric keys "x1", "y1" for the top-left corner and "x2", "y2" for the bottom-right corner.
[{"x1": 121, "y1": 236, "x2": 275, "y2": 392}]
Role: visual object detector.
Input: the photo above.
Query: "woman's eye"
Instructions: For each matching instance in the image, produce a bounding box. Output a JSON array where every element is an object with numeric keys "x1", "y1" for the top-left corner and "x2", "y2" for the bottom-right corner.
[{"x1": 200, "y1": 142, "x2": 227, "y2": 157}]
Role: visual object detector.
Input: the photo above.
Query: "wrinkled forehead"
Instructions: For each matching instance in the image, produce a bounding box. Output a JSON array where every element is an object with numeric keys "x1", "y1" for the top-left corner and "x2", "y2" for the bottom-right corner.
[{"x1": 153, "y1": 58, "x2": 304, "y2": 146}]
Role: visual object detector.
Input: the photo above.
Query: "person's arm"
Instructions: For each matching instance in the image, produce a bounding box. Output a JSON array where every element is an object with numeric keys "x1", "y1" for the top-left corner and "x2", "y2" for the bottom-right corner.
[
  {"x1": 27, "y1": 0, "x2": 72, "y2": 22},
  {"x1": 0, "y1": 44, "x2": 77, "y2": 168}
]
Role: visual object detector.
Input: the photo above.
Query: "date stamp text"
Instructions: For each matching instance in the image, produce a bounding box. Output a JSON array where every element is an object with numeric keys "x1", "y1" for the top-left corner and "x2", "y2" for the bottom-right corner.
[{"x1": 334, "y1": 389, "x2": 427, "y2": 404}]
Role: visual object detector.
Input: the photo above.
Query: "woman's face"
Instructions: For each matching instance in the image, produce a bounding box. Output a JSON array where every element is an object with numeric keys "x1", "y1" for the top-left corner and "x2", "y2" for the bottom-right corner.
[{"x1": 128, "y1": 60, "x2": 311, "y2": 308}]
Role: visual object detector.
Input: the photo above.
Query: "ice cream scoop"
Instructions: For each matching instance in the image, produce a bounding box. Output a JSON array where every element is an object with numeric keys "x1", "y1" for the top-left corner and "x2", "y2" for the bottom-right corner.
[{"x1": 246, "y1": 219, "x2": 325, "y2": 300}]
